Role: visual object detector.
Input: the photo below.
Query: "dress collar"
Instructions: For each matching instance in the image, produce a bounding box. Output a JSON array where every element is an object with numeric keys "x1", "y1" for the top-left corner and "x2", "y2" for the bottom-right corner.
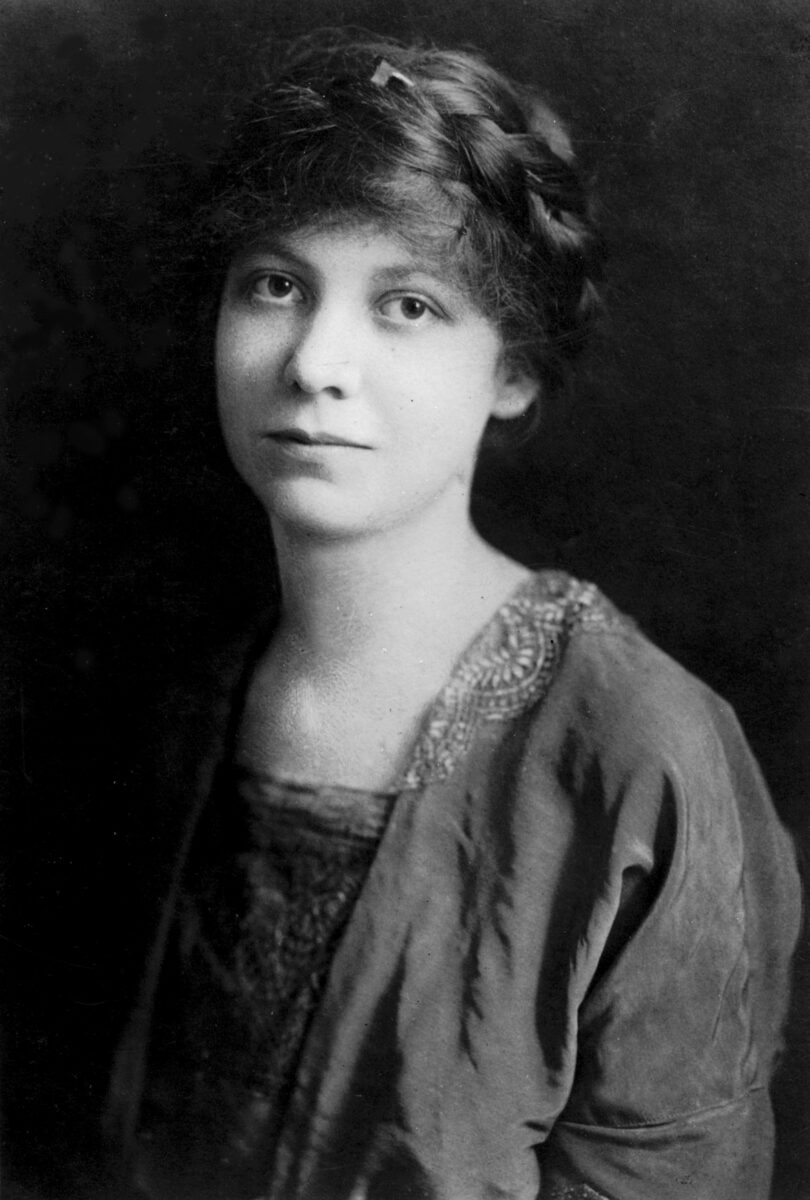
[{"x1": 398, "y1": 571, "x2": 620, "y2": 790}]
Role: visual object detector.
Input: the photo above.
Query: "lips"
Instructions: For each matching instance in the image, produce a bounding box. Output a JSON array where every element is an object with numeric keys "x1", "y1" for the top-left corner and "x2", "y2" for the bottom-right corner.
[{"x1": 266, "y1": 428, "x2": 369, "y2": 448}]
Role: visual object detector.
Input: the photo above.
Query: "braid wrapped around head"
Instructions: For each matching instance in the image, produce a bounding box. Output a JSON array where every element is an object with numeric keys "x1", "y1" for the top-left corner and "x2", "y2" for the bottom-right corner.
[{"x1": 202, "y1": 31, "x2": 603, "y2": 396}]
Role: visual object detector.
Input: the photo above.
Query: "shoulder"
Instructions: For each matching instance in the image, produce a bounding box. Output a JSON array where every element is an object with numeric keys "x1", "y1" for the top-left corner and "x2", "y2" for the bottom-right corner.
[
  {"x1": 504, "y1": 576, "x2": 799, "y2": 978},
  {"x1": 459, "y1": 570, "x2": 793, "y2": 885},
  {"x1": 470, "y1": 568, "x2": 731, "y2": 766},
  {"x1": 402, "y1": 569, "x2": 735, "y2": 793},
  {"x1": 158, "y1": 606, "x2": 277, "y2": 739},
  {"x1": 145, "y1": 609, "x2": 275, "y2": 836}
]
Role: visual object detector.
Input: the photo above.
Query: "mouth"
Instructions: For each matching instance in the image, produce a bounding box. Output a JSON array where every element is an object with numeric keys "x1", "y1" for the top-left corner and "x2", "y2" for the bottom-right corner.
[{"x1": 266, "y1": 429, "x2": 369, "y2": 449}]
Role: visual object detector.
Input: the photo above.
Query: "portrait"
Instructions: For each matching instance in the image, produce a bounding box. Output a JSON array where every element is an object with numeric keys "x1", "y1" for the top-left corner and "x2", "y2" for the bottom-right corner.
[{"x1": 2, "y1": 1, "x2": 808, "y2": 1197}]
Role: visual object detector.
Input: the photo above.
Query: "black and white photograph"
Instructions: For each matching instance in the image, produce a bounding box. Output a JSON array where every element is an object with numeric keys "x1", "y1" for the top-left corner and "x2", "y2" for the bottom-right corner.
[{"x1": 2, "y1": 2, "x2": 808, "y2": 1197}]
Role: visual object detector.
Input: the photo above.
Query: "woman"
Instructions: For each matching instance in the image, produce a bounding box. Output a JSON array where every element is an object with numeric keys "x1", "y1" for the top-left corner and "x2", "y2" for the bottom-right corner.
[{"x1": 106, "y1": 32, "x2": 801, "y2": 1200}]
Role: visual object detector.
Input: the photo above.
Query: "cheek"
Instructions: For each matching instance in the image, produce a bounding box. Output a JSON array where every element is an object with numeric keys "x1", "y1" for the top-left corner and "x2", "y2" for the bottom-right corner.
[
  {"x1": 215, "y1": 312, "x2": 287, "y2": 392},
  {"x1": 216, "y1": 399, "x2": 249, "y2": 478},
  {"x1": 214, "y1": 353, "x2": 246, "y2": 438},
  {"x1": 215, "y1": 344, "x2": 259, "y2": 449},
  {"x1": 214, "y1": 322, "x2": 242, "y2": 416},
  {"x1": 216, "y1": 320, "x2": 253, "y2": 391}
]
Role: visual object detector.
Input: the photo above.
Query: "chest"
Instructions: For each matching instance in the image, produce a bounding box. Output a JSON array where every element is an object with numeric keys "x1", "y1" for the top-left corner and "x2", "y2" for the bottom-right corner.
[{"x1": 235, "y1": 658, "x2": 435, "y2": 790}]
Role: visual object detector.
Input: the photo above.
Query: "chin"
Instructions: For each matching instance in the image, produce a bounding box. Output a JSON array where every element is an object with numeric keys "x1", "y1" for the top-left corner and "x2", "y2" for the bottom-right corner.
[
  {"x1": 250, "y1": 475, "x2": 469, "y2": 546},
  {"x1": 259, "y1": 489, "x2": 374, "y2": 542}
]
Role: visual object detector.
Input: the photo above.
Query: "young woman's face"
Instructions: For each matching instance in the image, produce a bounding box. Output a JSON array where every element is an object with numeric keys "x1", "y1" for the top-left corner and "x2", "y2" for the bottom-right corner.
[{"x1": 215, "y1": 223, "x2": 535, "y2": 541}]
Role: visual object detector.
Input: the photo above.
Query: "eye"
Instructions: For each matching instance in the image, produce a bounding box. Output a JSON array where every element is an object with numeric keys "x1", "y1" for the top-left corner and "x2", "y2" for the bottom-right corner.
[
  {"x1": 248, "y1": 272, "x2": 306, "y2": 306},
  {"x1": 379, "y1": 294, "x2": 441, "y2": 325}
]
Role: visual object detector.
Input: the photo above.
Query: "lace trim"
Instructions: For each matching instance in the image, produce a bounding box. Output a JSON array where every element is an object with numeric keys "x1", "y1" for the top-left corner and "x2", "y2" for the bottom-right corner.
[
  {"x1": 545, "y1": 1183, "x2": 613, "y2": 1200},
  {"x1": 400, "y1": 572, "x2": 620, "y2": 790}
]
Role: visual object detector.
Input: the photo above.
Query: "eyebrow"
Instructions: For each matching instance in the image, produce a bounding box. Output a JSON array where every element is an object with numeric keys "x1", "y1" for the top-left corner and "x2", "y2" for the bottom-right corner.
[{"x1": 371, "y1": 263, "x2": 453, "y2": 287}]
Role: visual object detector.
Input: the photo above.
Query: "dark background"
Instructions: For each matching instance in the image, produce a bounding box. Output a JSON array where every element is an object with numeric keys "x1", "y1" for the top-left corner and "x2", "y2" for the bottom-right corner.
[{"x1": 2, "y1": 0, "x2": 808, "y2": 1196}]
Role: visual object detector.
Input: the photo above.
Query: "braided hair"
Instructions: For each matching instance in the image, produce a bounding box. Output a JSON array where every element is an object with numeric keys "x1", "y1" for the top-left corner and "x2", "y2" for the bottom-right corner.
[{"x1": 201, "y1": 31, "x2": 602, "y2": 399}]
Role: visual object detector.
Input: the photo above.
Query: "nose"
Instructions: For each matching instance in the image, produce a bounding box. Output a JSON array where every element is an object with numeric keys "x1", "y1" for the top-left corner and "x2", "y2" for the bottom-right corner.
[{"x1": 283, "y1": 307, "x2": 361, "y2": 398}]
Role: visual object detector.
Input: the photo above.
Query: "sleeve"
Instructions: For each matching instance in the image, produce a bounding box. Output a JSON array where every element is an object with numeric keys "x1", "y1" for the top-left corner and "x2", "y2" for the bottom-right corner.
[{"x1": 533, "y1": 662, "x2": 801, "y2": 1200}]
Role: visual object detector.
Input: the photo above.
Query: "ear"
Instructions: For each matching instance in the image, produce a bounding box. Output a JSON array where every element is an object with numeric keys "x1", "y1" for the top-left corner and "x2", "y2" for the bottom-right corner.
[{"x1": 491, "y1": 361, "x2": 540, "y2": 421}]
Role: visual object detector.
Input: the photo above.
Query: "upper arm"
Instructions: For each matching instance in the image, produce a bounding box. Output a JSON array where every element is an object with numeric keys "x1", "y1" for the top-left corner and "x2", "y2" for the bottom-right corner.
[{"x1": 532, "y1": 662, "x2": 800, "y2": 1199}]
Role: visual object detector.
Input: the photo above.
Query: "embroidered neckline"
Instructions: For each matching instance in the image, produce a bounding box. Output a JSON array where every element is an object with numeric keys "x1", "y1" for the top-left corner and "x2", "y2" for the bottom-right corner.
[{"x1": 397, "y1": 570, "x2": 620, "y2": 790}]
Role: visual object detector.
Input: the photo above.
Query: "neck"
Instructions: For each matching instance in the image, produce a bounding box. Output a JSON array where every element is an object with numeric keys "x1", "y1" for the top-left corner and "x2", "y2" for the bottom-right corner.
[{"x1": 269, "y1": 508, "x2": 524, "y2": 669}]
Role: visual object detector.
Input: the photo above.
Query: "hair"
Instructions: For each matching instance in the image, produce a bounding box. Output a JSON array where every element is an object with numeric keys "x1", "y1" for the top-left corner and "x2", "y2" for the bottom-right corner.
[{"x1": 197, "y1": 30, "x2": 603, "y2": 401}]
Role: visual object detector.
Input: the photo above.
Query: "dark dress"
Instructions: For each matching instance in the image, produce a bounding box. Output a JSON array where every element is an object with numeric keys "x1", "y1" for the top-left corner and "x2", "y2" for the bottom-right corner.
[
  {"x1": 130, "y1": 769, "x2": 396, "y2": 1199},
  {"x1": 108, "y1": 573, "x2": 801, "y2": 1200}
]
